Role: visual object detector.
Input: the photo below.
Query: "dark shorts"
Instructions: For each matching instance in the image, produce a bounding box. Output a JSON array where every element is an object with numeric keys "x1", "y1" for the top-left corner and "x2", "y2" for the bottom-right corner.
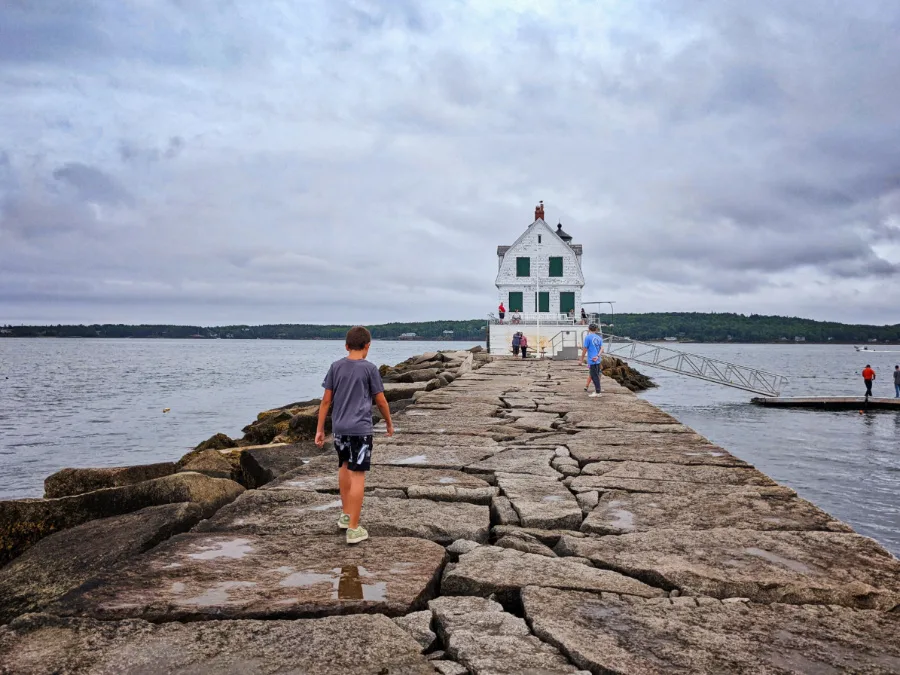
[{"x1": 334, "y1": 434, "x2": 373, "y2": 471}]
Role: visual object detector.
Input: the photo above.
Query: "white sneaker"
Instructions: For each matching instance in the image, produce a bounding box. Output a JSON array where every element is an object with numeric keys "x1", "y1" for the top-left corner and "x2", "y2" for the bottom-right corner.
[{"x1": 589, "y1": 392, "x2": 601, "y2": 398}]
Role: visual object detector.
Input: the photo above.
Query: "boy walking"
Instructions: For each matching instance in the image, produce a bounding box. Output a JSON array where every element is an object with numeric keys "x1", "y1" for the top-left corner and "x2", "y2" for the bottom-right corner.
[
  {"x1": 579, "y1": 323, "x2": 604, "y2": 397},
  {"x1": 315, "y1": 326, "x2": 393, "y2": 544}
]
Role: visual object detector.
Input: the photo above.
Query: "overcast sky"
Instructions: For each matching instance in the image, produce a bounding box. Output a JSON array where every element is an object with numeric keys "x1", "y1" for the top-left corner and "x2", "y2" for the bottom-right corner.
[{"x1": 2, "y1": 1, "x2": 899, "y2": 326}]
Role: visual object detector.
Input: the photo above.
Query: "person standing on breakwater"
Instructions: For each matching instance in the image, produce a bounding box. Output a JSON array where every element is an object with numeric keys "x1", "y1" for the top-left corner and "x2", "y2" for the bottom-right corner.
[
  {"x1": 498, "y1": 302, "x2": 506, "y2": 324},
  {"x1": 511, "y1": 331, "x2": 521, "y2": 356},
  {"x1": 862, "y1": 364, "x2": 876, "y2": 398},
  {"x1": 315, "y1": 326, "x2": 393, "y2": 545},
  {"x1": 580, "y1": 323, "x2": 604, "y2": 397},
  {"x1": 894, "y1": 365, "x2": 900, "y2": 398},
  {"x1": 520, "y1": 334, "x2": 528, "y2": 359}
]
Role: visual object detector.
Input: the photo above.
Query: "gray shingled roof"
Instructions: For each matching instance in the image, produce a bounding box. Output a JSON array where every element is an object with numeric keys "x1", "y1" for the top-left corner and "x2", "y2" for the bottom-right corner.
[{"x1": 497, "y1": 246, "x2": 510, "y2": 257}]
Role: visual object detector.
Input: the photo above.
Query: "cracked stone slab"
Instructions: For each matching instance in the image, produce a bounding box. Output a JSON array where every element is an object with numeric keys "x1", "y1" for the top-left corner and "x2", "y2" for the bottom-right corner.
[
  {"x1": 196, "y1": 490, "x2": 489, "y2": 544},
  {"x1": 0, "y1": 612, "x2": 436, "y2": 675},
  {"x1": 392, "y1": 610, "x2": 436, "y2": 651},
  {"x1": 568, "y1": 474, "x2": 773, "y2": 496},
  {"x1": 522, "y1": 587, "x2": 900, "y2": 675},
  {"x1": 269, "y1": 463, "x2": 496, "y2": 503},
  {"x1": 504, "y1": 411, "x2": 562, "y2": 433},
  {"x1": 52, "y1": 534, "x2": 446, "y2": 621},
  {"x1": 580, "y1": 461, "x2": 777, "y2": 486},
  {"x1": 567, "y1": 441, "x2": 749, "y2": 467},
  {"x1": 581, "y1": 488, "x2": 852, "y2": 535},
  {"x1": 495, "y1": 473, "x2": 582, "y2": 530},
  {"x1": 384, "y1": 416, "x2": 517, "y2": 437},
  {"x1": 371, "y1": 444, "x2": 502, "y2": 470},
  {"x1": 378, "y1": 433, "x2": 499, "y2": 447},
  {"x1": 440, "y1": 545, "x2": 664, "y2": 606},
  {"x1": 429, "y1": 596, "x2": 581, "y2": 674},
  {"x1": 466, "y1": 447, "x2": 561, "y2": 478},
  {"x1": 556, "y1": 529, "x2": 900, "y2": 610},
  {"x1": 567, "y1": 430, "x2": 711, "y2": 448}
]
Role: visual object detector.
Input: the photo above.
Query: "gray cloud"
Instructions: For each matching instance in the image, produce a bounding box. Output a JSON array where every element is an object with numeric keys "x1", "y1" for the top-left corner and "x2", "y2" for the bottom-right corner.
[{"x1": 2, "y1": 0, "x2": 900, "y2": 325}]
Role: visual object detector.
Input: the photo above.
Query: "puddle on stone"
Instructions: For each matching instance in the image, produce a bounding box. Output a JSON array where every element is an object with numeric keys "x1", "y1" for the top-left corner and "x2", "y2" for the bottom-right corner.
[
  {"x1": 439, "y1": 477, "x2": 458, "y2": 484},
  {"x1": 684, "y1": 452, "x2": 726, "y2": 457},
  {"x1": 608, "y1": 508, "x2": 634, "y2": 531},
  {"x1": 336, "y1": 566, "x2": 387, "y2": 601},
  {"x1": 308, "y1": 499, "x2": 343, "y2": 512},
  {"x1": 744, "y1": 547, "x2": 813, "y2": 573},
  {"x1": 187, "y1": 538, "x2": 253, "y2": 560},
  {"x1": 394, "y1": 455, "x2": 428, "y2": 465},
  {"x1": 170, "y1": 582, "x2": 186, "y2": 594},
  {"x1": 181, "y1": 581, "x2": 257, "y2": 606},
  {"x1": 541, "y1": 495, "x2": 564, "y2": 503},
  {"x1": 161, "y1": 562, "x2": 183, "y2": 569}
]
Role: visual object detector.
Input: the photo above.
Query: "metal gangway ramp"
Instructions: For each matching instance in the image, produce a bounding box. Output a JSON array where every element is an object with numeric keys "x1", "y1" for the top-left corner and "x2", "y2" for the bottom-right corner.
[{"x1": 548, "y1": 330, "x2": 788, "y2": 397}]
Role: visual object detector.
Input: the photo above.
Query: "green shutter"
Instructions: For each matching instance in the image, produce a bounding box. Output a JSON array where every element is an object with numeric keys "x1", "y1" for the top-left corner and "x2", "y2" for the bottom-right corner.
[
  {"x1": 560, "y1": 292, "x2": 575, "y2": 314},
  {"x1": 508, "y1": 292, "x2": 523, "y2": 312},
  {"x1": 516, "y1": 257, "x2": 530, "y2": 277},
  {"x1": 535, "y1": 292, "x2": 549, "y2": 313},
  {"x1": 549, "y1": 257, "x2": 563, "y2": 277}
]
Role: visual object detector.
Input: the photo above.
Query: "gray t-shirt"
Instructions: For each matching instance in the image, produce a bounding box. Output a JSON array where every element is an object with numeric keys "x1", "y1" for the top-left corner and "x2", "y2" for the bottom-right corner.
[
  {"x1": 894, "y1": 369, "x2": 900, "y2": 385},
  {"x1": 322, "y1": 358, "x2": 384, "y2": 435}
]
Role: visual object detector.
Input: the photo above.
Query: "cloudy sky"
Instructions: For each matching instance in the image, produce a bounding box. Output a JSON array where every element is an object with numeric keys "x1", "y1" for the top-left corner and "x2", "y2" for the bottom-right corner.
[{"x1": 2, "y1": 0, "x2": 899, "y2": 326}]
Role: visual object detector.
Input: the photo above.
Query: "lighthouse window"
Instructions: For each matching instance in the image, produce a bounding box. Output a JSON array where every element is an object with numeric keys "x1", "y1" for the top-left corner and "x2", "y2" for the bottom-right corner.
[
  {"x1": 538, "y1": 235, "x2": 541, "y2": 243},
  {"x1": 516, "y1": 257, "x2": 530, "y2": 277},
  {"x1": 549, "y1": 257, "x2": 564, "y2": 277}
]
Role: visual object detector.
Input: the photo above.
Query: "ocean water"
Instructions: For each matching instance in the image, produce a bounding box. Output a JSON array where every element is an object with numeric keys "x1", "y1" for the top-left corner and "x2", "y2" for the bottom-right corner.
[{"x1": 1, "y1": 339, "x2": 898, "y2": 555}]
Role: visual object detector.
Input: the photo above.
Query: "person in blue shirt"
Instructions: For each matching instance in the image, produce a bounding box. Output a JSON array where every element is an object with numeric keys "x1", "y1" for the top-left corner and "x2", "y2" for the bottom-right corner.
[{"x1": 579, "y1": 323, "x2": 604, "y2": 397}]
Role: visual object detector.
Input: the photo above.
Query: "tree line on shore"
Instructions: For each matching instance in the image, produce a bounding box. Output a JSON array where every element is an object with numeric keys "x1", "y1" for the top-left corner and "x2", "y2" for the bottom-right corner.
[{"x1": 2, "y1": 312, "x2": 898, "y2": 342}]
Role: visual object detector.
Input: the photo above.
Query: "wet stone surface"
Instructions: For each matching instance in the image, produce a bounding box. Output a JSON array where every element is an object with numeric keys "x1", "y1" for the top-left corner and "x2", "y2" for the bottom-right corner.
[
  {"x1": 522, "y1": 587, "x2": 900, "y2": 675},
  {"x1": 197, "y1": 489, "x2": 489, "y2": 544},
  {"x1": 0, "y1": 612, "x2": 436, "y2": 675},
  {"x1": 467, "y1": 447, "x2": 562, "y2": 478},
  {"x1": 557, "y1": 529, "x2": 900, "y2": 610},
  {"x1": 52, "y1": 533, "x2": 446, "y2": 621},
  {"x1": 581, "y1": 487, "x2": 851, "y2": 535}
]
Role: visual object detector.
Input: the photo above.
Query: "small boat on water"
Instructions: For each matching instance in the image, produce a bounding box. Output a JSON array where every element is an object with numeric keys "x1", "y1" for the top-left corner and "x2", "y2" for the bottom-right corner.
[{"x1": 854, "y1": 345, "x2": 900, "y2": 353}]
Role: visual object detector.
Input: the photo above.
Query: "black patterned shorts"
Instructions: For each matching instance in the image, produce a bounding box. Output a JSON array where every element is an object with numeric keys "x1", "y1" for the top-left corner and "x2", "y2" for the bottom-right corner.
[{"x1": 334, "y1": 434, "x2": 373, "y2": 472}]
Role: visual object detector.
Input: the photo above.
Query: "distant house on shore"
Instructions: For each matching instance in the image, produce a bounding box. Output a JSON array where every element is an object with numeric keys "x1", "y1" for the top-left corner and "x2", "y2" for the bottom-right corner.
[
  {"x1": 442, "y1": 330, "x2": 454, "y2": 337},
  {"x1": 399, "y1": 332, "x2": 417, "y2": 340},
  {"x1": 794, "y1": 336, "x2": 806, "y2": 342}
]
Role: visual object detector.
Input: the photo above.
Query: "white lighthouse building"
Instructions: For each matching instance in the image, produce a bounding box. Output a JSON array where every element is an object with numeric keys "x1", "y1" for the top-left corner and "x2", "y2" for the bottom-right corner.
[{"x1": 489, "y1": 201, "x2": 586, "y2": 356}]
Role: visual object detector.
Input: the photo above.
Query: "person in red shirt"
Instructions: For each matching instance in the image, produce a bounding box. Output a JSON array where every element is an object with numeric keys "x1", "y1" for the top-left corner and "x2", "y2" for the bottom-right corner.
[
  {"x1": 498, "y1": 302, "x2": 506, "y2": 324},
  {"x1": 862, "y1": 365, "x2": 876, "y2": 398}
]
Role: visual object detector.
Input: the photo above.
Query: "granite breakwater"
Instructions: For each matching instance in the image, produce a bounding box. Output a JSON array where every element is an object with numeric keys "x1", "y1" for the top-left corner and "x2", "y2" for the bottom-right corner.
[{"x1": 1, "y1": 353, "x2": 898, "y2": 674}]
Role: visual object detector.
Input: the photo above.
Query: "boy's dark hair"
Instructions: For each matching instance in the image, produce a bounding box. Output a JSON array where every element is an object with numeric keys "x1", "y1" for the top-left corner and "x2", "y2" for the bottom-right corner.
[{"x1": 346, "y1": 326, "x2": 372, "y2": 350}]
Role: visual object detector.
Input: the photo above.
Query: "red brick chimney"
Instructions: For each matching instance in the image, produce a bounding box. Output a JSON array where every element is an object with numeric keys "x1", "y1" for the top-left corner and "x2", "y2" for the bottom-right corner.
[{"x1": 534, "y1": 200, "x2": 545, "y2": 221}]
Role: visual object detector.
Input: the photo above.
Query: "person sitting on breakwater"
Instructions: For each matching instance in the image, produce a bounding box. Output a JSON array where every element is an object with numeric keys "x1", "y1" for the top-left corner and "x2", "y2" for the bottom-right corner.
[
  {"x1": 862, "y1": 364, "x2": 876, "y2": 398},
  {"x1": 315, "y1": 325, "x2": 393, "y2": 545},
  {"x1": 520, "y1": 333, "x2": 528, "y2": 359},
  {"x1": 511, "y1": 331, "x2": 521, "y2": 356},
  {"x1": 580, "y1": 323, "x2": 604, "y2": 397}
]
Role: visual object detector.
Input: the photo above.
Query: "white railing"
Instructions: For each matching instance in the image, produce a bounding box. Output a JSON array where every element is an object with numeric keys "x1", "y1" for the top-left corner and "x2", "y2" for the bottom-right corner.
[{"x1": 490, "y1": 312, "x2": 599, "y2": 326}]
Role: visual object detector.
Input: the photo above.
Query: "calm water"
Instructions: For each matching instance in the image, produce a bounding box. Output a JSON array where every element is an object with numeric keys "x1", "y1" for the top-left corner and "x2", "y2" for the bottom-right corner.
[{"x1": 1, "y1": 339, "x2": 898, "y2": 555}]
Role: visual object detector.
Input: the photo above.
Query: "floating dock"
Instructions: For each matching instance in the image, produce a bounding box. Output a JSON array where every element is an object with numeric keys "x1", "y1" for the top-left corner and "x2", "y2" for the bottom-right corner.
[
  {"x1": 752, "y1": 396, "x2": 900, "y2": 410},
  {"x1": 1, "y1": 357, "x2": 898, "y2": 673}
]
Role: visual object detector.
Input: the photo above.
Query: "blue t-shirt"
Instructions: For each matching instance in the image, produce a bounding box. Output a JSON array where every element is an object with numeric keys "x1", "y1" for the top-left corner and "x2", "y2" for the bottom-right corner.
[
  {"x1": 583, "y1": 332, "x2": 603, "y2": 364},
  {"x1": 322, "y1": 358, "x2": 384, "y2": 435}
]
